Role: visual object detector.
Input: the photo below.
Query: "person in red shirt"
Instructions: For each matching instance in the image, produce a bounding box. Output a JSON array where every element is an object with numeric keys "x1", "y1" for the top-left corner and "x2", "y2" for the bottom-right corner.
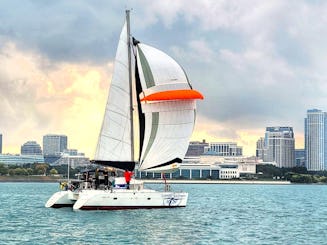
[{"x1": 124, "y1": 169, "x2": 133, "y2": 189}]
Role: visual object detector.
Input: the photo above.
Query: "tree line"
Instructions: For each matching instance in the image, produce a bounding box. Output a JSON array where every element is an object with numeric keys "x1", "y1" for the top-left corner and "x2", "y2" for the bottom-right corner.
[
  {"x1": 0, "y1": 163, "x2": 80, "y2": 178},
  {"x1": 256, "y1": 164, "x2": 327, "y2": 183}
]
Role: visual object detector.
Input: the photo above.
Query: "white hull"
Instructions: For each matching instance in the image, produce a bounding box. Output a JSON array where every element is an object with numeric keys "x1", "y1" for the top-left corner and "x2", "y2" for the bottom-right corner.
[
  {"x1": 73, "y1": 189, "x2": 188, "y2": 210},
  {"x1": 45, "y1": 190, "x2": 78, "y2": 208}
]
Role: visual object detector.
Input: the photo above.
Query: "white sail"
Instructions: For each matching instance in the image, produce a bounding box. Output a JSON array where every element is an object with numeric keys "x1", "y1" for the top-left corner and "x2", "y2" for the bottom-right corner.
[
  {"x1": 135, "y1": 43, "x2": 202, "y2": 171},
  {"x1": 94, "y1": 22, "x2": 132, "y2": 162}
]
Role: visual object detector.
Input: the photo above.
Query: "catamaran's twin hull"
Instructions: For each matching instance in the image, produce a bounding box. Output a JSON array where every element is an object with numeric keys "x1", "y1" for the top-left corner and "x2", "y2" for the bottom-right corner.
[
  {"x1": 73, "y1": 189, "x2": 188, "y2": 210},
  {"x1": 45, "y1": 191, "x2": 77, "y2": 208}
]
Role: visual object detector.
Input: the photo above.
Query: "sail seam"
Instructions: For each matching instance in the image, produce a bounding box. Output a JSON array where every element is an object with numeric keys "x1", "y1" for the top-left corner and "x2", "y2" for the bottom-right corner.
[
  {"x1": 101, "y1": 134, "x2": 131, "y2": 143},
  {"x1": 140, "y1": 112, "x2": 159, "y2": 165},
  {"x1": 137, "y1": 46, "x2": 155, "y2": 88},
  {"x1": 106, "y1": 108, "x2": 129, "y2": 119},
  {"x1": 115, "y1": 59, "x2": 129, "y2": 70},
  {"x1": 110, "y1": 84, "x2": 129, "y2": 94}
]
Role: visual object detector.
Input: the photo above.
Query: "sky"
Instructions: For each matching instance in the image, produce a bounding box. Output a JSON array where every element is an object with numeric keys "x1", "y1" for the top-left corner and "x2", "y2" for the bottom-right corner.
[{"x1": 1, "y1": 0, "x2": 327, "y2": 157}]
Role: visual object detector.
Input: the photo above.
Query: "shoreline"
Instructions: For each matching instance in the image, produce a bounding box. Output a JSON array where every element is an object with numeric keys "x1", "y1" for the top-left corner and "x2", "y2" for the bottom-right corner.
[
  {"x1": 143, "y1": 179, "x2": 291, "y2": 185},
  {"x1": 0, "y1": 176, "x2": 291, "y2": 184}
]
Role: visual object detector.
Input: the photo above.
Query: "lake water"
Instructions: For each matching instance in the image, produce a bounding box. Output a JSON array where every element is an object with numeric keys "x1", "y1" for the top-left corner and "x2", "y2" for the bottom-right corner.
[{"x1": 0, "y1": 182, "x2": 326, "y2": 244}]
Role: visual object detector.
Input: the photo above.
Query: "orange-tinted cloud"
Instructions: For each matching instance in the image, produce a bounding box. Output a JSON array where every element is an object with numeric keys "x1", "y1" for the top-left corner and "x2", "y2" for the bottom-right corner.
[{"x1": 0, "y1": 42, "x2": 112, "y2": 157}]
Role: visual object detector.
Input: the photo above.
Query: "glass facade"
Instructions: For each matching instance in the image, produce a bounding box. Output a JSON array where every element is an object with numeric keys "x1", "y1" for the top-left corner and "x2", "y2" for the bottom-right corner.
[
  {"x1": 305, "y1": 109, "x2": 327, "y2": 171},
  {"x1": 181, "y1": 170, "x2": 190, "y2": 179},
  {"x1": 211, "y1": 170, "x2": 219, "y2": 179},
  {"x1": 202, "y1": 170, "x2": 210, "y2": 179},
  {"x1": 0, "y1": 154, "x2": 45, "y2": 165},
  {"x1": 136, "y1": 166, "x2": 233, "y2": 180},
  {"x1": 172, "y1": 171, "x2": 180, "y2": 178},
  {"x1": 191, "y1": 169, "x2": 200, "y2": 179}
]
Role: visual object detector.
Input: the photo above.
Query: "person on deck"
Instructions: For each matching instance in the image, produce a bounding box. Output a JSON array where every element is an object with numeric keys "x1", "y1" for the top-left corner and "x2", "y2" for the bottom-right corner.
[
  {"x1": 124, "y1": 169, "x2": 133, "y2": 189},
  {"x1": 109, "y1": 171, "x2": 116, "y2": 188},
  {"x1": 95, "y1": 168, "x2": 99, "y2": 190}
]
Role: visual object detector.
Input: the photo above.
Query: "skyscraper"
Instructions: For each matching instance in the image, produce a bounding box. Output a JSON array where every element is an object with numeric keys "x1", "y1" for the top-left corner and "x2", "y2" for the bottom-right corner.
[
  {"x1": 305, "y1": 109, "x2": 327, "y2": 171},
  {"x1": 264, "y1": 127, "x2": 295, "y2": 168},
  {"x1": 256, "y1": 137, "x2": 265, "y2": 160},
  {"x1": 21, "y1": 141, "x2": 42, "y2": 155},
  {"x1": 0, "y1": 134, "x2": 2, "y2": 154},
  {"x1": 43, "y1": 134, "x2": 67, "y2": 156}
]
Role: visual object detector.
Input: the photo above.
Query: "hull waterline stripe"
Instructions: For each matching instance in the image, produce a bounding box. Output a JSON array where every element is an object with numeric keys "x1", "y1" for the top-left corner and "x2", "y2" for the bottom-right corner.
[
  {"x1": 51, "y1": 204, "x2": 74, "y2": 208},
  {"x1": 80, "y1": 205, "x2": 186, "y2": 210}
]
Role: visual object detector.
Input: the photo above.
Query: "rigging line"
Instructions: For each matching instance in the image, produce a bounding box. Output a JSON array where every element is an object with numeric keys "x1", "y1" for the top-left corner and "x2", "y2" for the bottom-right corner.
[
  {"x1": 106, "y1": 108, "x2": 129, "y2": 119},
  {"x1": 100, "y1": 134, "x2": 131, "y2": 145},
  {"x1": 110, "y1": 83, "x2": 129, "y2": 94},
  {"x1": 114, "y1": 59, "x2": 129, "y2": 70}
]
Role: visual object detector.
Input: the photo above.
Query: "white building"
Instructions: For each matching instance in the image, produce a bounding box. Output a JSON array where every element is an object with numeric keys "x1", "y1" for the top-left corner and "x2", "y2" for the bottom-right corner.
[
  {"x1": 136, "y1": 155, "x2": 257, "y2": 180},
  {"x1": 51, "y1": 155, "x2": 89, "y2": 168},
  {"x1": 205, "y1": 142, "x2": 243, "y2": 156}
]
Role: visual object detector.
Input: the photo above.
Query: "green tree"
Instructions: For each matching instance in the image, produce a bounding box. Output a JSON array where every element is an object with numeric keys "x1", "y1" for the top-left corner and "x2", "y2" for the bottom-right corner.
[
  {"x1": 35, "y1": 164, "x2": 49, "y2": 176},
  {"x1": 26, "y1": 168, "x2": 33, "y2": 175},
  {"x1": 8, "y1": 169, "x2": 15, "y2": 176},
  {"x1": 0, "y1": 163, "x2": 8, "y2": 175},
  {"x1": 49, "y1": 168, "x2": 58, "y2": 175},
  {"x1": 13, "y1": 168, "x2": 28, "y2": 175}
]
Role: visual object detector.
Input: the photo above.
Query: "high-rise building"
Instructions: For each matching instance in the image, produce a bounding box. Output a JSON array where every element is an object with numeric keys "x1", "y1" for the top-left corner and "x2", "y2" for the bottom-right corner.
[
  {"x1": 43, "y1": 134, "x2": 67, "y2": 156},
  {"x1": 185, "y1": 140, "x2": 209, "y2": 156},
  {"x1": 305, "y1": 109, "x2": 327, "y2": 171},
  {"x1": 295, "y1": 149, "x2": 305, "y2": 167},
  {"x1": 21, "y1": 141, "x2": 42, "y2": 155},
  {"x1": 264, "y1": 127, "x2": 295, "y2": 168},
  {"x1": 256, "y1": 137, "x2": 265, "y2": 160},
  {"x1": 0, "y1": 134, "x2": 2, "y2": 154}
]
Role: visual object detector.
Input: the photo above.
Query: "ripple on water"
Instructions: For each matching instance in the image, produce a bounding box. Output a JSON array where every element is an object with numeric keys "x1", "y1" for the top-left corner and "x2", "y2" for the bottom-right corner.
[{"x1": 1, "y1": 183, "x2": 327, "y2": 244}]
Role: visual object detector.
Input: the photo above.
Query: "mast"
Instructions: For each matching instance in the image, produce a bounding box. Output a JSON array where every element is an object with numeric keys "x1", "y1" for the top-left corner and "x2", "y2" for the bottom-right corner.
[{"x1": 126, "y1": 10, "x2": 134, "y2": 162}]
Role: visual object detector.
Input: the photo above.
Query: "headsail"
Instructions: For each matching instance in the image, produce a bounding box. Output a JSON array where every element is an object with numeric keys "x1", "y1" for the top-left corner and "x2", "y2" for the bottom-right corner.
[
  {"x1": 135, "y1": 43, "x2": 203, "y2": 171},
  {"x1": 93, "y1": 21, "x2": 135, "y2": 171}
]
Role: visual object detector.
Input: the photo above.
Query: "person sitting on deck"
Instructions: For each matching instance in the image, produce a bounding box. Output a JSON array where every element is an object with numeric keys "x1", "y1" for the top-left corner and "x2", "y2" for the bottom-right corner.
[{"x1": 124, "y1": 169, "x2": 133, "y2": 189}]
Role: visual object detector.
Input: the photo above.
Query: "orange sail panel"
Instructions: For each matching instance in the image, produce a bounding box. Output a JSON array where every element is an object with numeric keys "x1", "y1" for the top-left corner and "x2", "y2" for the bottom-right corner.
[{"x1": 140, "y1": 89, "x2": 204, "y2": 102}]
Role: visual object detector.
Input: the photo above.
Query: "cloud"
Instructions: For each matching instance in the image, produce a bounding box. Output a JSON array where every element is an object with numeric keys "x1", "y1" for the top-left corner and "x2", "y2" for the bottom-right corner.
[
  {"x1": 0, "y1": 0, "x2": 127, "y2": 63},
  {"x1": 1, "y1": 0, "x2": 327, "y2": 156},
  {"x1": 0, "y1": 42, "x2": 111, "y2": 156}
]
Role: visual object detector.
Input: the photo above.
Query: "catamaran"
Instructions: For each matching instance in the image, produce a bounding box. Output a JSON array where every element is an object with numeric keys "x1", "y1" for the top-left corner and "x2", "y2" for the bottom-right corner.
[{"x1": 45, "y1": 10, "x2": 203, "y2": 210}]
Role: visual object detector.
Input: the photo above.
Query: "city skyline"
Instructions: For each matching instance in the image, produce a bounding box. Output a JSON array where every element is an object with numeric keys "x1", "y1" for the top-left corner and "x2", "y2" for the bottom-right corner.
[{"x1": 1, "y1": 1, "x2": 327, "y2": 157}]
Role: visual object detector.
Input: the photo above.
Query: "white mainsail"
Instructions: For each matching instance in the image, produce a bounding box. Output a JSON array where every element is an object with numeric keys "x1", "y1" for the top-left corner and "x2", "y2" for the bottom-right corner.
[
  {"x1": 94, "y1": 22, "x2": 132, "y2": 163},
  {"x1": 135, "y1": 43, "x2": 203, "y2": 171}
]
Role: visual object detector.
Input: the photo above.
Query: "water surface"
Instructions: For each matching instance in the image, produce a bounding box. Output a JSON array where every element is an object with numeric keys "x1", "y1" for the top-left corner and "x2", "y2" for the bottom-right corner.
[{"x1": 0, "y1": 183, "x2": 326, "y2": 244}]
